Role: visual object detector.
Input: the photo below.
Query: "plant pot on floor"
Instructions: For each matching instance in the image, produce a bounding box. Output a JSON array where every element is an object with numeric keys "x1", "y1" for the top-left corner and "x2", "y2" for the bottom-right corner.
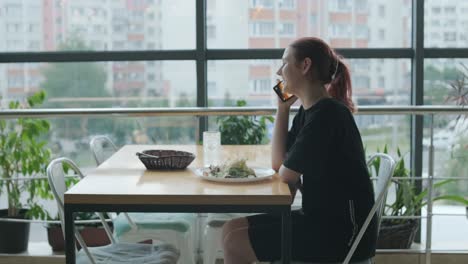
[
  {"x1": 0, "y1": 209, "x2": 30, "y2": 253},
  {"x1": 46, "y1": 223, "x2": 113, "y2": 252},
  {"x1": 377, "y1": 219, "x2": 419, "y2": 249}
]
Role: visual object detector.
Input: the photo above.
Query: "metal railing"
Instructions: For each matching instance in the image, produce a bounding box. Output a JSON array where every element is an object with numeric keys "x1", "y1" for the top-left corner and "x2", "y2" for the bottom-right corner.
[
  {"x1": 0, "y1": 106, "x2": 467, "y2": 263},
  {"x1": 0, "y1": 105, "x2": 465, "y2": 118}
]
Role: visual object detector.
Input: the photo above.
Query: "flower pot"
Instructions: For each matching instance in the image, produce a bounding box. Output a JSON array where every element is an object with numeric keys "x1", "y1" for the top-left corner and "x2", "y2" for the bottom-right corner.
[
  {"x1": 0, "y1": 209, "x2": 30, "y2": 253},
  {"x1": 377, "y1": 219, "x2": 419, "y2": 249},
  {"x1": 46, "y1": 223, "x2": 113, "y2": 252}
]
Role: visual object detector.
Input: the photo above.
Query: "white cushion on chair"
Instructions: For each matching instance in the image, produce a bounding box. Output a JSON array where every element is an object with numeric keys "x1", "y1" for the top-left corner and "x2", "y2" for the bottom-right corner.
[
  {"x1": 113, "y1": 213, "x2": 196, "y2": 237},
  {"x1": 76, "y1": 242, "x2": 179, "y2": 264},
  {"x1": 112, "y1": 213, "x2": 198, "y2": 264}
]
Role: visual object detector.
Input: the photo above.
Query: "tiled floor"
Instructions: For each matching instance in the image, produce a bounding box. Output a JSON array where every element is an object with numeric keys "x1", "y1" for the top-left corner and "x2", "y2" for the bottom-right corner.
[{"x1": 0, "y1": 242, "x2": 63, "y2": 264}]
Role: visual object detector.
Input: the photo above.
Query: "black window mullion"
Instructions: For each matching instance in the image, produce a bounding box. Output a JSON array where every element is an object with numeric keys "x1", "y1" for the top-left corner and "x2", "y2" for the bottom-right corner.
[
  {"x1": 0, "y1": 48, "x2": 416, "y2": 64},
  {"x1": 425, "y1": 48, "x2": 468, "y2": 58},
  {"x1": 196, "y1": 0, "x2": 208, "y2": 141},
  {"x1": 206, "y1": 48, "x2": 413, "y2": 60},
  {"x1": 0, "y1": 50, "x2": 197, "y2": 63},
  {"x1": 411, "y1": 0, "x2": 425, "y2": 243}
]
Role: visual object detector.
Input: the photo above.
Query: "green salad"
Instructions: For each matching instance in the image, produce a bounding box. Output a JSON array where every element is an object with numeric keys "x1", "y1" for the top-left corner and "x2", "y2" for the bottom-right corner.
[{"x1": 204, "y1": 159, "x2": 256, "y2": 178}]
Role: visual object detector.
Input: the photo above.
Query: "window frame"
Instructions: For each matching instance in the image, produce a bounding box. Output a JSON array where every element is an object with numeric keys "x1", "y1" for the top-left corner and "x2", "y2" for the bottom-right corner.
[{"x1": 1, "y1": 2, "x2": 468, "y2": 226}]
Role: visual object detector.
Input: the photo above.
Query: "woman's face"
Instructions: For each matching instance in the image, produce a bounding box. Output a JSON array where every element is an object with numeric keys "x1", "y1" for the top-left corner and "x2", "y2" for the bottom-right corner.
[{"x1": 276, "y1": 47, "x2": 303, "y2": 95}]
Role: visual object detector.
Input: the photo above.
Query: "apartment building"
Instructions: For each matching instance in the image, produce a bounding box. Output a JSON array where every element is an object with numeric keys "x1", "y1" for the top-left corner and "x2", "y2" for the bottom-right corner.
[
  {"x1": 1, "y1": 0, "x2": 165, "y2": 105},
  {"x1": 0, "y1": 0, "x2": 454, "y2": 109},
  {"x1": 0, "y1": 0, "x2": 43, "y2": 102}
]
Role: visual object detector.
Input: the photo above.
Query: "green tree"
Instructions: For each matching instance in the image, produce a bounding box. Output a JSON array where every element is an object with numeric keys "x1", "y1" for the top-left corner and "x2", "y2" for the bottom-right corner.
[
  {"x1": 443, "y1": 67, "x2": 460, "y2": 82},
  {"x1": 175, "y1": 92, "x2": 194, "y2": 107},
  {"x1": 424, "y1": 64, "x2": 465, "y2": 127},
  {"x1": 40, "y1": 37, "x2": 110, "y2": 139},
  {"x1": 41, "y1": 38, "x2": 108, "y2": 100},
  {"x1": 424, "y1": 65, "x2": 442, "y2": 82},
  {"x1": 424, "y1": 64, "x2": 462, "y2": 105}
]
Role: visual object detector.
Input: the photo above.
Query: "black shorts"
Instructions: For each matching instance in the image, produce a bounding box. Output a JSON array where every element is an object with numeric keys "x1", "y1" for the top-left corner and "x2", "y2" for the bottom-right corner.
[
  {"x1": 246, "y1": 210, "x2": 310, "y2": 262},
  {"x1": 247, "y1": 210, "x2": 375, "y2": 263}
]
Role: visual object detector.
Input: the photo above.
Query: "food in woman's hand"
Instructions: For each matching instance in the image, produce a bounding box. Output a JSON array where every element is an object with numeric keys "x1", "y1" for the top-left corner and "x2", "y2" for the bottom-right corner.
[{"x1": 203, "y1": 159, "x2": 256, "y2": 178}]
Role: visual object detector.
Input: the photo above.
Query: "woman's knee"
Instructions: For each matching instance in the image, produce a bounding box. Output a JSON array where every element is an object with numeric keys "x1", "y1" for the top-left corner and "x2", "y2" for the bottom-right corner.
[
  {"x1": 222, "y1": 225, "x2": 248, "y2": 254},
  {"x1": 222, "y1": 217, "x2": 248, "y2": 242},
  {"x1": 222, "y1": 225, "x2": 258, "y2": 263}
]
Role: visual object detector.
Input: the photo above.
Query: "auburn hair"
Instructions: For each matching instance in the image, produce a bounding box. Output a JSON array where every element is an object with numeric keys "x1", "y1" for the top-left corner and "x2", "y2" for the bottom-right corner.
[{"x1": 290, "y1": 37, "x2": 355, "y2": 113}]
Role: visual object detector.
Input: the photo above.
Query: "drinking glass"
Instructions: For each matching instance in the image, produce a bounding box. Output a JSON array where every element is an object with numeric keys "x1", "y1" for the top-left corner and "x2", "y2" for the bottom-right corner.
[{"x1": 203, "y1": 131, "x2": 221, "y2": 167}]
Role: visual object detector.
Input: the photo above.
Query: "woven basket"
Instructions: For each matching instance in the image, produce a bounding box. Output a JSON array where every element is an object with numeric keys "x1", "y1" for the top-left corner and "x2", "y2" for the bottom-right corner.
[
  {"x1": 377, "y1": 219, "x2": 419, "y2": 249},
  {"x1": 136, "y1": 150, "x2": 195, "y2": 170}
]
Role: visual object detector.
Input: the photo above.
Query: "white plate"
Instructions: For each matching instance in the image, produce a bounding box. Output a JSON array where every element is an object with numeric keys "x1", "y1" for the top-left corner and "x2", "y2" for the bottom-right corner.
[{"x1": 194, "y1": 167, "x2": 276, "y2": 183}]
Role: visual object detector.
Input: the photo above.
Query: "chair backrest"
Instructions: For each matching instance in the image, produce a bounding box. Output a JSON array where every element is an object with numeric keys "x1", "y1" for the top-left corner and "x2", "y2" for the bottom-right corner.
[
  {"x1": 343, "y1": 153, "x2": 395, "y2": 264},
  {"x1": 46, "y1": 157, "x2": 116, "y2": 263},
  {"x1": 89, "y1": 136, "x2": 137, "y2": 228},
  {"x1": 47, "y1": 158, "x2": 84, "y2": 232},
  {"x1": 367, "y1": 153, "x2": 395, "y2": 229},
  {"x1": 90, "y1": 135, "x2": 118, "y2": 165}
]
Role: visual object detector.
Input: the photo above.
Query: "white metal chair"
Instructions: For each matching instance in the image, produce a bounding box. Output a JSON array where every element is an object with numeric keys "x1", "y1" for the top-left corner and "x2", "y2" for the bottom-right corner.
[
  {"x1": 269, "y1": 153, "x2": 395, "y2": 264},
  {"x1": 90, "y1": 135, "x2": 198, "y2": 264},
  {"x1": 201, "y1": 213, "x2": 247, "y2": 264},
  {"x1": 89, "y1": 135, "x2": 119, "y2": 167},
  {"x1": 367, "y1": 153, "x2": 396, "y2": 231},
  {"x1": 46, "y1": 157, "x2": 180, "y2": 264},
  {"x1": 342, "y1": 153, "x2": 395, "y2": 264}
]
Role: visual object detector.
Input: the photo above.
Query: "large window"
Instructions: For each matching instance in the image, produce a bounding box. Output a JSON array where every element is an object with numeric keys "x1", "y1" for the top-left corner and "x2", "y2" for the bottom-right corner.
[
  {"x1": 0, "y1": 0, "x2": 195, "y2": 52},
  {"x1": 425, "y1": 0, "x2": 468, "y2": 47},
  {"x1": 208, "y1": 0, "x2": 411, "y2": 49},
  {"x1": 1, "y1": 0, "x2": 468, "y2": 252},
  {"x1": 423, "y1": 58, "x2": 468, "y2": 209},
  {"x1": 207, "y1": 59, "x2": 410, "y2": 107},
  {"x1": 0, "y1": 61, "x2": 196, "y2": 108}
]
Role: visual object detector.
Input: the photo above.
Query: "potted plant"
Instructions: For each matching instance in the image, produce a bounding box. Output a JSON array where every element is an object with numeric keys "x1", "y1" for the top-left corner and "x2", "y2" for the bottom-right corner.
[
  {"x1": 0, "y1": 91, "x2": 52, "y2": 253},
  {"x1": 217, "y1": 100, "x2": 274, "y2": 145},
  {"x1": 369, "y1": 146, "x2": 468, "y2": 249},
  {"x1": 45, "y1": 212, "x2": 113, "y2": 252}
]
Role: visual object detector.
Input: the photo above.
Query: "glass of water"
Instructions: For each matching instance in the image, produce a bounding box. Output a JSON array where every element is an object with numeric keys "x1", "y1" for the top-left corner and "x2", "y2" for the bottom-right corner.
[{"x1": 203, "y1": 131, "x2": 221, "y2": 167}]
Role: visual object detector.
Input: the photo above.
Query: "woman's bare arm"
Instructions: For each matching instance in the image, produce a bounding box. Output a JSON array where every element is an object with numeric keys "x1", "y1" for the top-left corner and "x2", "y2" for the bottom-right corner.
[
  {"x1": 271, "y1": 97, "x2": 297, "y2": 171},
  {"x1": 271, "y1": 107, "x2": 290, "y2": 171}
]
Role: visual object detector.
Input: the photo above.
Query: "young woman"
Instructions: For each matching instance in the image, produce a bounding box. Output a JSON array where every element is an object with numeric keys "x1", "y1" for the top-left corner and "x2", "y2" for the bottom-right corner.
[{"x1": 221, "y1": 37, "x2": 377, "y2": 264}]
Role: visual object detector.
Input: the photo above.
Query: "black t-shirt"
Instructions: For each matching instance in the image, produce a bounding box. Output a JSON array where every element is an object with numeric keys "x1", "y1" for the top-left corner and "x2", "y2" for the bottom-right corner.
[{"x1": 283, "y1": 98, "x2": 377, "y2": 262}]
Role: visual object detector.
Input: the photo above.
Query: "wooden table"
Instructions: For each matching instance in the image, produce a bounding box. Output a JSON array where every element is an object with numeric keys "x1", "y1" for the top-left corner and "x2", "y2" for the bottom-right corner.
[{"x1": 64, "y1": 145, "x2": 292, "y2": 264}]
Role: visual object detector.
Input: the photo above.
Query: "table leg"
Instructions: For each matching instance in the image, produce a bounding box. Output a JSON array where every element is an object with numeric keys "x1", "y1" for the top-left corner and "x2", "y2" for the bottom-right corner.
[
  {"x1": 65, "y1": 205, "x2": 76, "y2": 264},
  {"x1": 281, "y1": 209, "x2": 291, "y2": 264}
]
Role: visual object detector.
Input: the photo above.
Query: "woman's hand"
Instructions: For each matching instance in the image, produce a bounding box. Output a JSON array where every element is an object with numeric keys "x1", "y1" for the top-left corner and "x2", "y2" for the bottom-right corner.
[{"x1": 277, "y1": 95, "x2": 298, "y2": 110}]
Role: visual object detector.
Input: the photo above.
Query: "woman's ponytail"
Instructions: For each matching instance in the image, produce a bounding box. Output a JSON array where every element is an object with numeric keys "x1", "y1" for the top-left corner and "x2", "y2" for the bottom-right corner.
[{"x1": 327, "y1": 57, "x2": 355, "y2": 113}]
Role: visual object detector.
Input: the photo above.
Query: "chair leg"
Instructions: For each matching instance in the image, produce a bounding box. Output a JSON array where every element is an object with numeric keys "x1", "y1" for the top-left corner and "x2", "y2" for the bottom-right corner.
[
  {"x1": 175, "y1": 232, "x2": 196, "y2": 264},
  {"x1": 195, "y1": 214, "x2": 205, "y2": 263},
  {"x1": 202, "y1": 225, "x2": 223, "y2": 264}
]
